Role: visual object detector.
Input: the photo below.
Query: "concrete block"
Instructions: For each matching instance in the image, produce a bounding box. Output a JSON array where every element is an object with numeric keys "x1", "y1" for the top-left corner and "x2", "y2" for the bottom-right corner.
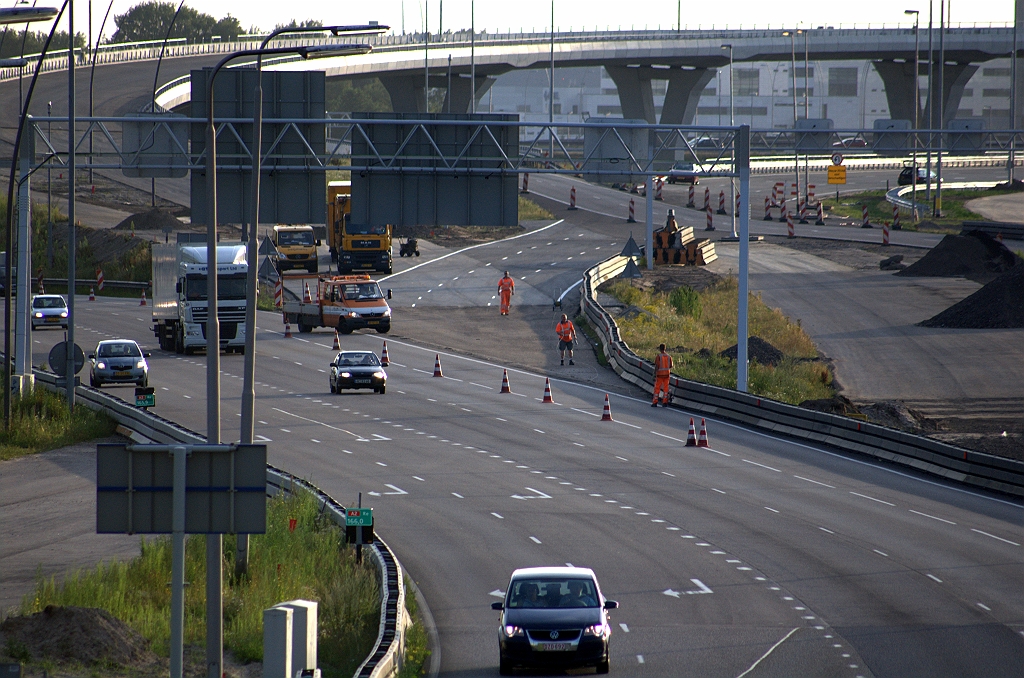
[
  {"x1": 263, "y1": 606, "x2": 293, "y2": 678},
  {"x1": 278, "y1": 600, "x2": 318, "y2": 671}
]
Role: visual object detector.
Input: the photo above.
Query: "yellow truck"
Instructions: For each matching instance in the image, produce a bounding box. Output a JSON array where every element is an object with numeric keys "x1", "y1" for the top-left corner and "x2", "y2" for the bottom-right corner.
[
  {"x1": 272, "y1": 224, "x2": 319, "y2": 274},
  {"x1": 327, "y1": 180, "x2": 393, "y2": 274}
]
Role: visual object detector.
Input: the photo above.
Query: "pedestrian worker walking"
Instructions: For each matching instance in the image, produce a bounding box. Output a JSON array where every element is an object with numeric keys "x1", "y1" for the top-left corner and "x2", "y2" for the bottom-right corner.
[
  {"x1": 498, "y1": 271, "x2": 515, "y2": 315},
  {"x1": 652, "y1": 343, "x2": 673, "y2": 407},
  {"x1": 556, "y1": 314, "x2": 577, "y2": 365}
]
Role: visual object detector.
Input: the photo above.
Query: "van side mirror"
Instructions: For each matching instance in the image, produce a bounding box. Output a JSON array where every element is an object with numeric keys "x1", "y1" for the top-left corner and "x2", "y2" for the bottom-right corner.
[
  {"x1": 491, "y1": 601, "x2": 503, "y2": 610},
  {"x1": 386, "y1": 289, "x2": 392, "y2": 300},
  {"x1": 603, "y1": 600, "x2": 618, "y2": 610},
  {"x1": 316, "y1": 240, "x2": 322, "y2": 247},
  {"x1": 88, "y1": 354, "x2": 95, "y2": 360},
  {"x1": 175, "y1": 282, "x2": 182, "y2": 294}
]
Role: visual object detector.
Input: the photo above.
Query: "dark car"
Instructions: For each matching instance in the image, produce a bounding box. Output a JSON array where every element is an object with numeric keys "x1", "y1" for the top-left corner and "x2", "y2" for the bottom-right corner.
[
  {"x1": 492, "y1": 566, "x2": 617, "y2": 675},
  {"x1": 832, "y1": 137, "x2": 868, "y2": 148},
  {"x1": 898, "y1": 166, "x2": 939, "y2": 186},
  {"x1": 329, "y1": 350, "x2": 387, "y2": 394},
  {"x1": 89, "y1": 339, "x2": 150, "y2": 388}
]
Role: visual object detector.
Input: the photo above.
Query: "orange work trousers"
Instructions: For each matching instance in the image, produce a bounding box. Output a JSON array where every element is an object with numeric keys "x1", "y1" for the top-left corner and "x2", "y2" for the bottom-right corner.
[
  {"x1": 653, "y1": 375, "x2": 671, "y2": 404},
  {"x1": 499, "y1": 290, "x2": 512, "y2": 314}
]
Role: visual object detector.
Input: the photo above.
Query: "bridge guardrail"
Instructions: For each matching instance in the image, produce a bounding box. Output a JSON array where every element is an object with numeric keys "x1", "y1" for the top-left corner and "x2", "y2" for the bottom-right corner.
[
  {"x1": 29, "y1": 366, "x2": 410, "y2": 677},
  {"x1": 884, "y1": 181, "x2": 999, "y2": 215},
  {"x1": 580, "y1": 255, "x2": 1024, "y2": 499}
]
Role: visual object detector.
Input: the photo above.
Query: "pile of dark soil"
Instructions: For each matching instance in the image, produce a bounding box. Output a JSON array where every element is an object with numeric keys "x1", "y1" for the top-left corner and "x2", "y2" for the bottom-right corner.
[
  {"x1": 392, "y1": 224, "x2": 524, "y2": 248},
  {"x1": 896, "y1": 230, "x2": 1021, "y2": 283},
  {"x1": 719, "y1": 336, "x2": 784, "y2": 366},
  {"x1": 624, "y1": 266, "x2": 722, "y2": 294},
  {"x1": 990, "y1": 178, "x2": 1024, "y2": 191},
  {"x1": 858, "y1": 400, "x2": 940, "y2": 433},
  {"x1": 112, "y1": 209, "x2": 183, "y2": 233},
  {"x1": 0, "y1": 606, "x2": 158, "y2": 670},
  {"x1": 799, "y1": 394, "x2": 860, "y2": 416},
  {"x1": 919, "y1": 265, "x2": 1024, "y2": 328}
]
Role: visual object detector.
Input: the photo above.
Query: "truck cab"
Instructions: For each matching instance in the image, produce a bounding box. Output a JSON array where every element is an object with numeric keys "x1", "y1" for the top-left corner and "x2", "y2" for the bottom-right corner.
[{"x1": 273, "y1": 224, "x2": 319, "y2": 274}]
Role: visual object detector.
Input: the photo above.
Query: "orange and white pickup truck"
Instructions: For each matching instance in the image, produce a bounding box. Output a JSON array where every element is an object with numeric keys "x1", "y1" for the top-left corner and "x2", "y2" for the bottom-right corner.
[{"x1": 281, "y1": 274, "x2": 392, "y2": 334}]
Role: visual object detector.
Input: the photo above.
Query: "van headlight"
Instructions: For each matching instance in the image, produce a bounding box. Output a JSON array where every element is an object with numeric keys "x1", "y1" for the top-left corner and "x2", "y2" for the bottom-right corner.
[
  {"x1": 503, "y1": 625, "x2": 523, "y2": 637},
  {"x1": 33, "y1": 312, "x2": 43, "y2": 318},
  {"x1": 583, "y1": 624, "x2": 608, "y2": 637},
  {"x1": 383, "y1": 308, "x2": 391, "y2": 317}
]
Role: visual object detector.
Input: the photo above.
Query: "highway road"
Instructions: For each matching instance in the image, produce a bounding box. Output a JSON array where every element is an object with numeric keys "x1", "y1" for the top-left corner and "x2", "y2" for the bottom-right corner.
[{"x1": 26, "y1": 213, "x2": 1024, "y2": 677}]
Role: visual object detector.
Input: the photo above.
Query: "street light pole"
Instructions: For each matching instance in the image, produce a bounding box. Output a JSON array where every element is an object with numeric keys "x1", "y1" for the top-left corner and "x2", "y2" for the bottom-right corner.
[
  {"x1": 66, "y1": 0, "x2": 77, "y2": 411},
  {"x1": 926, "y1": 0, "x2": 933, "y2": 206},
  {"x1": 722, "y1": 44, "x2": 736, "y2": 237},
  {"x1": 1012, "y1": 0, "x2": 1019, "y2": 184},
  {"x1": 783, "y1": 30, "x2": 801, "y2": 218},
  {"x1": 803, "y1": 29, "x2": 810, "y2": 207},
  {"x1": 906, "y1": 9, "x2": 920, "y2": 221},
  {"x1": 935, "y1": 0, "x2": 945, "y2": 217}
]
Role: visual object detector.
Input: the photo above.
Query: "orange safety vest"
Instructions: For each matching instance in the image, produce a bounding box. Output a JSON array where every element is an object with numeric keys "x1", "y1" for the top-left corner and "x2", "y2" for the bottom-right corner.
[
  {"x1": 498, "y1": 276, "x2": 515, "y2": 293},
  {"x1": 654, "y1": 352, "x2": 673, "y2": 377},
  {"x1": 556, "y1": 321, "x2": 575, "y2": 342}
]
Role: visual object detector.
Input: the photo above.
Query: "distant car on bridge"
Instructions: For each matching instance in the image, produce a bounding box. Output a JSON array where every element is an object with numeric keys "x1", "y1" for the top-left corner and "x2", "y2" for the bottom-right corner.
[
  {"x1": 833, "y1": 137, "x2": 868, "y2": 148},
  {"x1": 666, "y1": 162, "x2": 700, "y2": 185}
]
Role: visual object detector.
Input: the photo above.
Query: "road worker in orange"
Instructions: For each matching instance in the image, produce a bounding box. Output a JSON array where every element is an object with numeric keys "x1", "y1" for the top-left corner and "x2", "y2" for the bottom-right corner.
[
  {"x1": 652, "y1": 343, "x2": 673, "y2": 407},
  {"x1": 556, "y1": 314, "x2": 577, "y2": 365},
  {"x1": 498, "y1": 270, "x2": 515, "y2": 315}
]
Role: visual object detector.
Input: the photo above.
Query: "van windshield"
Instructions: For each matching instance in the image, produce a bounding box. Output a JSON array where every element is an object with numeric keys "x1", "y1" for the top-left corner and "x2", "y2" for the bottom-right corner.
[
  {"x1": 340, "y1": 283, "x2": 383, "y2": 301},
  {"x1": 277, "y1": 230, "x2": 314, "y2": 246}
]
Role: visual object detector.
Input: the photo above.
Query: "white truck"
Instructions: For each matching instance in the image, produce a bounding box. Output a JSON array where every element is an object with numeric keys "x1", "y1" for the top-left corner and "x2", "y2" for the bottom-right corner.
[{"x1": 152, "y1": 234, "x2": 249, "y2": 355}]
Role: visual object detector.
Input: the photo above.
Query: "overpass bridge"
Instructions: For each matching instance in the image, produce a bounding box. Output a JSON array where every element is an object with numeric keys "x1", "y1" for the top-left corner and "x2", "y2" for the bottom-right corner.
[{"x1": 1, "y1": 26, "x2": 1016, "y2": 133}]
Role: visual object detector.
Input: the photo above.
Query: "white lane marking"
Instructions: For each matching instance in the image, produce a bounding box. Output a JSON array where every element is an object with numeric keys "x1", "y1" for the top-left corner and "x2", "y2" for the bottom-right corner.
[
  {"x1": 280, "y1": 428, "x2": 291, "y2": 433},
  {"x1": 743, "y1": 459, "x2": 782, "y2": 472},
  {"x1": 491, "y1": 512, "x2": 504, "y2": 519},
  {"x1": 511, "y1": 488, "x2": 553, "y2": 500},
  {"x1": 489, "y1": 589, "x2": 505, "y2": 598},
  {"x1": 637, "y1": 655, "x2": 645, "y2": 664},
  {"x1": 413, "y1": 476, "x2": 425, "y2": 482},
  {"x1": 850, "y1": 491, "x2": 896, "y2": 506},
  {"x1": 376, "y1": 462, "x2": 387, "y2": 467},
  {"x1": 619, "y1": 623, "x2": 629, "y2": 632},
  {"x1": 818, "y1": 527, "x2": 835, "y2": 534},
  {"x1": 926, "y1": 574, "x2": 943, "y2": 583},
  {"x1": 470, "y1": 382, "x2": 494, "y2": 390},
  {"x1": 496, "y1": 417, "x2": 507, "y2": 422},
  {"x1": 571, "y1": 407, "x2": 600, "y2": 418},
  {"x1": 384, "y1": 484, "x2": 408, "y2": 495},
  {"x1": 412, "y1": 368, "x2": 431, "y2": 375},
  {"x1": 615, "y1": 456, "x2": 628, "y2": 461},
  {"x1": 651, "y1": 430, "x2": 687, "y2": 444},
  {"x1": 971, "y1": 529, "x2": 1020, "y2": 546},
  {"x1": 764, "y1": 507, "x2": 780, "y2": 513},
  {"x1": 529, "y1": 536, "x2": 542, "y2": 544},
  {"x1": 978, "y1": 602, "x2": 991, "y2": 611},
  {"x1": 617, "y1": 421, "x2": 642, "y2": 429},
  {"x1": 573, "y1": 442, "x2": 585, "y2": 447},
  {"x1": 909, "y1": 509, "x2": 956, "y2": 525},
  {"x1": 533, "y1": 429, "x2": 545, "y2": 434},
  {"x1": 794, "y1": 475, "x2": 836, "y2": 488},
  {"x1": 712, "y1": 488, "x2": 726, "y2": 494},
  {"x1": 874, "y1": 549, "x2": 889, "y2": 557},
  {"x1": 273, "y1": 407, "x2": 369, "y2": 441},
  {"x1": 662, "y1": 472, "x2": 675, "y2": 477},
  {"x1": 452, "y1": 492, "x2": 464, "y2": 498},
  {"x1": 311, "y1": 439, "x2": 321, "y2": 443},
  {"x1": 735, "y1": 627, "x2": 801, "y2": 678}
]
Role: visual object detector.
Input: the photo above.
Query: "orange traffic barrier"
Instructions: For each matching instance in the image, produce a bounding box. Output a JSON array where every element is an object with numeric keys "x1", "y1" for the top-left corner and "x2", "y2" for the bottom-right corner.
[
  {"x1": 601, "y1": 394, "x2": 613, "y2": 421},
  {"x1": 697, "y1": 418, "x2": 710, "y2": 447},
  {"x1": 500, "y1": 369, "x2": 511, "y2": 393},
  {"x1": 433, "y1": 354, "x2": 443, "y2": 377},
  {"x1": 542, "y1": 378, "x2": 554, "y2": 403},
  {"x1": 332, "y1": 330, "x2": 341, "y2": 351},
  {"x1": 381, "y1": 341, "x2": 390, "y2": 366},
  {"x1": 686, "y1": 417, "x2": 698, "y2": 446}
]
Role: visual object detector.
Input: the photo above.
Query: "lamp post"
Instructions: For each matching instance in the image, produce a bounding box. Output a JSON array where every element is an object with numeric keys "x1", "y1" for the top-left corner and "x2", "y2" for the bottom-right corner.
[
  {"x1": 1012, "y1": 0, "x2": 1019, "y2": 184},
  {"x1": 935, "y1": 0, "x2": 945, "y2": 217},
  {"x1": 237, "y1": 23, "x2": 382, "y2": 580},
  {"x1": 803, "y1": 29, "x2": 810, "y2": 208},
  {"x1": 906, "y1": 9, "x2": 920, "y2": 221},
  {"x1": 783, "y1": 30, "x2": 802, "y2": 218},
  {"x1": 926, "y1": 0, "x2": 933, "y2": 206},
  {"x1": 722, "y1": 44, "x2": 736, "y2": 237},
  {"x1": 202, "y1": 42, "x2": 370, "y2": 678},
  {"x1": 2, "y1": 3, "x2": 61, "y2": 432}
]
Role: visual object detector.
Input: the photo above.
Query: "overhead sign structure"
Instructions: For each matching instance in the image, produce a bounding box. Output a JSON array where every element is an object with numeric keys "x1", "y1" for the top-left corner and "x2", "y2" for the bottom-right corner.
[{"x1": 827, "y1": 165, "x2": 847, "y2": 185}]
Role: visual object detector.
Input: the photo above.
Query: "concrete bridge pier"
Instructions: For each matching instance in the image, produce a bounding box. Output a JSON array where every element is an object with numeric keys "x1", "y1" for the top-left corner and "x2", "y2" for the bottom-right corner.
[
  {"x1": 659, "y1": 68, "x2": 715, "y2": 125},
  {"x1": 380, "y1": 74, "x2": 429, "y2": 113},
  {"x1": 872, "y1": 60, "x2": 922, "y2": 125},
  {"x1": 605, "y1": 65, "x2": 714, "y2": 126},
  {"x1": 873, "y1": 60, "x2": 976, "y2": 129},
  {"x1": 605, "y1": 66, "x2": 657, "y2": 122},
  {"x1": 442, "y1": 75, "x2": 498, "y2": 114}
]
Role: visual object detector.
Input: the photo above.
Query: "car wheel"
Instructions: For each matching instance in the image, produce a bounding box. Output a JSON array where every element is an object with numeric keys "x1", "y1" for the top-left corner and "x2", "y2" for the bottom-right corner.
[
  {"x1": 329, "y1": 381, "x2": 336, "y2": 394},
  {"x1": 339, "y1": 325, "x2": 354, "y2": 335},
  {"x1": 376, "y1": 326, "x2": 390, "y2": 334},
  {"x1": 596, "y1": 658, "x2": 610, "y2": 674},
  {"x1": 377, "y1": 385, "x2": 386, "y2": 395},
  {"x1": 498, "y1": 657, "x2": 512, "y2": 676},
  {"x1": 90, "y1": 375, "x2": 99, "y2": 388}
]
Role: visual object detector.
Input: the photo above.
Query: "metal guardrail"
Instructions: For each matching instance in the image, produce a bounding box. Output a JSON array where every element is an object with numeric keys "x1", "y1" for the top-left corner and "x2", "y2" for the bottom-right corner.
[
  {"x1": 961, "y1": 220, "x2": 1024, "y2": 240},
  {"x1": 579, "y1": 255, "x2": 1024, "y2": 499},
  {"x1": 885, "y1": 181, "x2": 1000, "y2": 214},
  {"x1": 29, "y1": 366, "x2": 410, "y2": 677}
]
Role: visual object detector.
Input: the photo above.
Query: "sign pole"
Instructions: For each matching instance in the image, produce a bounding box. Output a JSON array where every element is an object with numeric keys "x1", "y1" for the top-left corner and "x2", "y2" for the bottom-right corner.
[{"x1": 170, "y1": 445, "x2": 187, "y2": 678}]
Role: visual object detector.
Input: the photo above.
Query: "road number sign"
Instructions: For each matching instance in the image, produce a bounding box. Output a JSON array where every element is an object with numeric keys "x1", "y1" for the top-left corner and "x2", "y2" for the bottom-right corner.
[
  {"x1": 346, "y1": 508, "x2": 373, "y2": 526},
  {"x1": 827, "y1": 165, "x2": 847, "y2": 185},
  {"x1": 831, "y1": 152, "x2": 844, "y2": 165}
]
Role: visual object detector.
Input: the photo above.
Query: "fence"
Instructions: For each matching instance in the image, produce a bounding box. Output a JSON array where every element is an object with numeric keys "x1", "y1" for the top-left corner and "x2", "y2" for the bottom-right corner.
[{"x1": 580, "y1": 255, "x2": 1024, "y2": 499}]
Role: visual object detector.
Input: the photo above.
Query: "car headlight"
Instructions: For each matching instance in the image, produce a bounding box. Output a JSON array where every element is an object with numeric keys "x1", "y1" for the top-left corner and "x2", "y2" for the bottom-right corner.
[
  {"x1": 583, "y1": 624, "x2": 607, "y2": 637},
  {"x1": 340, "y1": 372, "x2": 351, "y2": 378},
  {"x1": 136, "y1": 360, "x2": 147, "y2": 369},
  {"x1": 373, "y1": 371, "x2": 385, "y2": 379},
  {"x1": 383, "y1": 308, "x2": 391, "y2": 317},
  {"x1": 33, "y1": 312, "x2": 43, "y2": 318},
  {"x1": 503, "y1": 625, "x2": 523, "y2": 638},
  {"x1": 346, "y1": 311, "x2": 358, "y2": 318},
  {"x1": 96, "y1": 362, "x2": 106, "y2": 370},
  {"x1": 60, "y1": 312, "x2": 68, "y2": 318}
]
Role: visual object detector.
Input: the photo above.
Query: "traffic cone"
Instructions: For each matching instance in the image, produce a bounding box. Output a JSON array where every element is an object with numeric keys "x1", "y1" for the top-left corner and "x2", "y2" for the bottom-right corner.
[
  {"x1": 139, "y1": 290, "x2": 147, "y2": 306},
  {"x1": 380, "y1": 341, "x2": 390, "y2": 366},
  {"x1": 500, "y1": 369, "x2": 511, "y2": 393},
  {"x1": 303, "y1": 283, "x2": 312, "y2": 304},
  {"x1": 542, "y1": 378, "x2": 554, "y2": 403},
  {"x1": 88, "y1": 287, "x2": 95, "y2": 301},
  {"x1": 332, "y1": 330, "x2": 341, "y2": 351},
  {"x1": 284, "y1": 320, "x2": 293, "y2": 339},
  {"x1": 433, "y1": 354, "x2": 443, "y2": 377},
  {"x1": 601, "y1": 394, "x2": 613, "y2": 421},
  {"x1": 685, "y1": 417, "x2": 698, "y2": 446},
  {"x1": 697, "y1": 418, "x2": 710, "y2": 447}
]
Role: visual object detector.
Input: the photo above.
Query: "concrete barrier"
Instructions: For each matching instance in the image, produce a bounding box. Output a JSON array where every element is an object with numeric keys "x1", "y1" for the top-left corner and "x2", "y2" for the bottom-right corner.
[{"x1": 580, "y1": 256, "x2": 1024, "y2": 498}]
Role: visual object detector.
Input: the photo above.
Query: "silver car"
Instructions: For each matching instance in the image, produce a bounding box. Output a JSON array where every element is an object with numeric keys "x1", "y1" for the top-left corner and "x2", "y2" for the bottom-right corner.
[
  {"x1": 89, "y1": 339, "x2": 150, "y2": 388},
  {"x1": 31, "y1": 294, "x2": 69, "y2": 330}
]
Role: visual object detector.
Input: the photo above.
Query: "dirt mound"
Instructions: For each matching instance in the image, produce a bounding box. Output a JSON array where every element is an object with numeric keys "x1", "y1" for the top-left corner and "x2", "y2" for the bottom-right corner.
[
  {"x1": 0, "y1": 605, "x2": 158, "y2": 669},
  {"x1": 799, "y1": 395, "x2": 860, "y2": 416},
  {"x1": 719, "y1": 336, "x2": 784, "y2": 366},
  {"x1": 919, "y1": 265, "x2": 1024, "y2": 328},
  {"x1": 895, "y1": 230, "x2": 1021, "y2": 283},
  {"x1": 113, "y1": 209, "x2": 183, "y2": 233},
  {"x1": 859, "y1": 400, "x2": 938, "y2": 433}
]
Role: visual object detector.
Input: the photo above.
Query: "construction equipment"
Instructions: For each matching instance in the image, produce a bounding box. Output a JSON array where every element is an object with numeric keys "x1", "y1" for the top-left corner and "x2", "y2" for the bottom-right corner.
[
  {"x1": 327, "y1": 181, "x2": 393, "y2": 274},
  {"x1": 281, "y1": 274, "x2": 392, "y2": 335}
]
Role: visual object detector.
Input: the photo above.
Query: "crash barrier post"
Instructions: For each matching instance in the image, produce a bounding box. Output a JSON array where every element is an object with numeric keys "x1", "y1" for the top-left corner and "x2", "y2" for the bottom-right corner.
[
  {"x1": 764, "y1": 195, "x2": 773, "y2": 221},
  {"x1": 569, "y1": 186, "x2": 577, "y2": 210},
  {"x1": 883, "y1": 222, "x2": 890, "y2": 246},
  {"x1": 787, "y1": 210, "x2": 795, "y2": 238},
  {"x1": 717, "y1": 190, "x2": 727, "y2": 215},
  {"x1": 520, "y1": 173, "x2": 529, "y2": 193},
  {"x1": 862, "y1": 204, "x2": 871, "y2": 228},
  {"x1": 628, "y1": 198, "x2": 636, "y2": 223},
  {"x1": 815, "y1": 202, "x2": 826, "y2": 225},
  {"x1": 687, "y1": 184, "x2": 695, "y2": 208}
]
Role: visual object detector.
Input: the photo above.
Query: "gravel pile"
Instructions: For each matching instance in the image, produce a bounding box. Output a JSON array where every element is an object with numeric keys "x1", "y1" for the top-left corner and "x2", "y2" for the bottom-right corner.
[
  {"x1": 0, "y1": 605, "x2": 158, "y2": 669},
  {"x1": 896, "y1": 229, "x2": 1021, "y2": 283},
  {"x1": 919, "y1": 264, "x2": 1024, "y2": 328},
  {"x1": 113, "y1": 208, "x2": 183, "y2": 233},
  {"x1": 719, "y1": 336, "x2": 784, "y2": 366},
  {"x1": 798, "y1": 394, "x2": 860, "y2": 416}
]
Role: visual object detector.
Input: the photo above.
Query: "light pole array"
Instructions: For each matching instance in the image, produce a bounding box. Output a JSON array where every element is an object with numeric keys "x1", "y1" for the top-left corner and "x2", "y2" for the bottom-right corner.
[
  {"x1": 722, "y1": 43, "x2": 736, "y2": 237},
  {"x1": 783, "y1": 29, "x2": 802, "y2": 216},
  {"x1": 906, "y1": 9, "x2": 920, "y2": 221}
]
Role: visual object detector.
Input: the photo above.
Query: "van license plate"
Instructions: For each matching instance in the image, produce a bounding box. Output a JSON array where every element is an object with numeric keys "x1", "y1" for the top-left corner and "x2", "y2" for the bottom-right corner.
[{"x1": 538, "y1": 643, "x2": 573, "y2": 652}]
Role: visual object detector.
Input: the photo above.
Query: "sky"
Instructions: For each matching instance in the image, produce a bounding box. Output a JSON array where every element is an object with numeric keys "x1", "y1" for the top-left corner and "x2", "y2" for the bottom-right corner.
[{"x1": 34, "y1": 0, "x2": 1018, "y2": 44}]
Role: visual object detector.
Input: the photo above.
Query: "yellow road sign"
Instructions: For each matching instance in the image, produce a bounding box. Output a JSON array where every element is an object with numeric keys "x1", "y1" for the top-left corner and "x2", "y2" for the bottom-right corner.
[{"x1": 827, "y1": 165, "x2": 847, "y2": 185}]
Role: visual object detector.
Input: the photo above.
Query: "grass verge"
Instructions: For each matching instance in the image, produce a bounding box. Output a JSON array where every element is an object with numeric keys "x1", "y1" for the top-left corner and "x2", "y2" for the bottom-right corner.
[
  {"x1": 602, "y1": 278, "x2": 834, "y2": 405},
  {"x1": 397, "y1": 576, "x2": 431, "y2": 677},
  {"x1": 18, "y1": 491, "x2": 380, "y2": 677},
  {"x1": 0, "y1": 385, "x2": 116, "y2": 461},
  {"x1": 818, "y1": 187, "x2": 1015, "y2": 233},
  {"x1": 573, "y1": 316, "x2": 608, "y2": 367},
  {"x1": 519, "y1": 196, "x2": 553, "y2": 221}
]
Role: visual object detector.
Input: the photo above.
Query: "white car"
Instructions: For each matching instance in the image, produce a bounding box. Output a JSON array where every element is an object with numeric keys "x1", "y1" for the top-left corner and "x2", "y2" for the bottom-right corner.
[{"x1": 31, "y1": 294, "x2": 69, "y2": 330}]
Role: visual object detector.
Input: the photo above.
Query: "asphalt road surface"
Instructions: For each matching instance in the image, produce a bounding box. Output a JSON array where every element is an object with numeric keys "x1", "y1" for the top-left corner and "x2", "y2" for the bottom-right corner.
[{"x1": 22, "y1": 217, "x2": 1023, "y2": 676}]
